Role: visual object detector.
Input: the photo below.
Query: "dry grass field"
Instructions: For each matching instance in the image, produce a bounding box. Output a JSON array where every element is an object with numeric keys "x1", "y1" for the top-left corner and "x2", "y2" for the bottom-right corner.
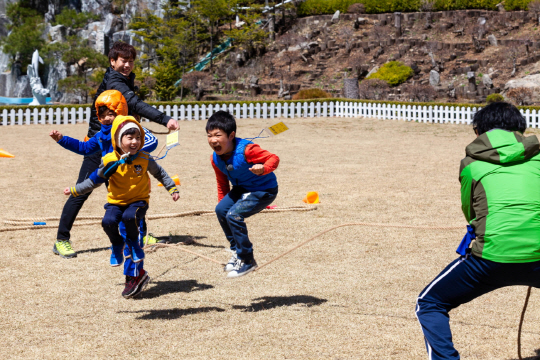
[{"x1": 1, "y1": 117, "x2": 539, "y2": 360}]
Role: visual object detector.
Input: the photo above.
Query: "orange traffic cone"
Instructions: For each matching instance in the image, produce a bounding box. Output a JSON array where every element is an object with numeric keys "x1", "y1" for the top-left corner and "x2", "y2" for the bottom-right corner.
[
  {"x1": 303, "y1": 191, "x2": 319, "y2": 204},
  {"x1": 0, "y1": 149, "x2": 14, "y2": 158},
  {"x1": 158, "y1": 174, "x2": 180, "y2": 187}
]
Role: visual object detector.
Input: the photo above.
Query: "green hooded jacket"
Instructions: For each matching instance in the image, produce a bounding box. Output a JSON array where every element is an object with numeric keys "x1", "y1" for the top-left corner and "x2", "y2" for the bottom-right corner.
[{"x1": 460, "y1": 129, "x2": 540, "y2": 263}]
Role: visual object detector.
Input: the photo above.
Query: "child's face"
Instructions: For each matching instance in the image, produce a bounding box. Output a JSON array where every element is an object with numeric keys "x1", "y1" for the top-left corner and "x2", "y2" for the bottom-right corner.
[
  {"x1": 121, "y1": 132, "x2": 141, "y2": 155},
  {"x1": 207, "y1": 128, "x2": 235, "y2": 156},
  {"x1": 100, "y1": 110, "x2": 116, "y2": 125}
]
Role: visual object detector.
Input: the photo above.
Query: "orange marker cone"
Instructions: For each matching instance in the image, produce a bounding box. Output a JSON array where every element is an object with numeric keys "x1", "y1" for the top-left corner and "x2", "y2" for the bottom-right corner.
[
  {"x1": 158, "y1": 174, "x2": 180, "y2": 187},
  {"x1": 0, "y1": 149, "x2": 14, "y2": 158},
  {"x1": 303, "y1": 191, "x2": 319, "y2": 204}
]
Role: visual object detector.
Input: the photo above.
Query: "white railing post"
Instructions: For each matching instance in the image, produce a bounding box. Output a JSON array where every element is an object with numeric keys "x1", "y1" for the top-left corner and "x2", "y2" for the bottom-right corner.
[
  {"x1": 2, "y1": 109, "x2": 7, "y2": 126},
  {"x1": 173, "y1": 105, "x2": 178, "y2": 120},
  {"x1": 269, "y1": 103, "x2": 275, "y2": 119},
  {"x1": 34, "y1": 108, "x2": 40, "y2": 124},
  {"x1": 316, "y1": 102, "x2": 321, "y2": 117},
  {"x1": 187, "y1": 105, "x2": 192, "y2": 120},
  {"x1": 17, "y1": 109, "x2": 23, "y2": 125},
  {"x1": 180, "y1": 105, "x2": 185, "y2": 120},
  {"x1": 201, "y1": 104, "x2": 207, "y2": 120},
  {"x1": 303, "y1": 102, "x2": 308, "y2": 118},
  {"x1": 262, "y1": 102, "x2": 268, "y2": 119},
  {"x1": 10, "y1": 109, "x2": 15, "y2": 126},
  {"x1": 255, "y1": 103, "x2": 261, "y2": 119},
  {"x1": 235, "y1": 103, "x2": 241, "y2": 119},
  {"x1": 25, "y1": 108, "x2": 31, "y2": 125},
  {"x1": 249, "y1": 103, "x2": 254, "y2": 119},
  {"x1": 329, "y1": 102, "x2": 334, "y2": 117},
  {"x1": 194, "y1": 104, "x2": 200, "y2": 120}
]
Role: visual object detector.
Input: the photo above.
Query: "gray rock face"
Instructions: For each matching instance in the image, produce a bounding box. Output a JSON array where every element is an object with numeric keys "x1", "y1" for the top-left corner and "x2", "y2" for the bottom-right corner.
[
  {"x1": 482, "y1": 74, "x2": 493, "y2": 88},
  {"x1": 249, "y1": 76, "x2": 259, "y2": 85},
  {"x1": 0, "y1": 73, "x2": 32, "y2": 98},
  {"x1": 429, "y1": 70, "x2": 440, "y2": 86},
  {"x1": 504, "y1": 74, "x2": 540, "y2": 91},
  {"x1": 487, "y1": 34, "x2": 497, "y2": 46},
  {"x1": 331, "y1": 10, "x2": 340, "y2": 23},
  {"x1": 49, "y1": 25, "x2": 67, "y2": 43},
  {"x1": 112, "y1": 30, "x2": 141, "y2": 47}
]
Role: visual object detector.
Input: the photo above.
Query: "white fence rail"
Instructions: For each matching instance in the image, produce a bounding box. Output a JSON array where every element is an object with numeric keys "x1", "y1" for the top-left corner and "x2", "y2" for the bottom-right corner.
[{"x1": 1, "y1": 101, "x2": 539, "y2": 128}]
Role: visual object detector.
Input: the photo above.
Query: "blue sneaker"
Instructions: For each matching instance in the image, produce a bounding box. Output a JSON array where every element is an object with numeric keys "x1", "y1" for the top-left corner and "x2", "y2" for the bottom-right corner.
[
  {"x1": 129, "y1": 241, "x2": 145, "y2": 263},
  {"x1": 110, "y1": 245, "x2": 124, "y2": 267},
  {"x1": 227, "y1": 259, "x2": 258, "y2": 278}
]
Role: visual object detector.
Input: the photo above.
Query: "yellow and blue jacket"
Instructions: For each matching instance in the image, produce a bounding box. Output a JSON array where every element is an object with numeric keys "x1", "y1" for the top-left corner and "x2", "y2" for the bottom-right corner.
[{"x1": 70, "y1": 116, "x2": 178, "y2": 206}]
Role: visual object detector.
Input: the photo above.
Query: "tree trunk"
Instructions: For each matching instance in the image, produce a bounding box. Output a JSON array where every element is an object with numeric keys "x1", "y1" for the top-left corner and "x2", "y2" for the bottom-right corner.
[
  {"x1": 394, "y1": 12, "x2": 401, "y2": 37},
  {"x1": 180, "y1": 65, "x2": 185, "y2": 100}
]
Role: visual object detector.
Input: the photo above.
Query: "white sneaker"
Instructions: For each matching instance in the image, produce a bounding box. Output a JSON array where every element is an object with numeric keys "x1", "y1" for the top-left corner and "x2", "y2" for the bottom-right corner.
[
  {"x1": 224, "y1": 253, "x2": 238, "y2": 272},
  {"x1": 227, "y1": 259, "x2": 258, "y2": 278}
]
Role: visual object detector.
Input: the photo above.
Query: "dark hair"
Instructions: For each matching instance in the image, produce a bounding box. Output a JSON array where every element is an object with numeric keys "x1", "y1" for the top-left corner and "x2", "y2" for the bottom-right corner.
[
  {"x1": 472, "y1": 101, "x2": 526, "y2": 135},
  {"x1": 98, "y1": 105, "x2": 113, "y2": 119},
  {"x1": 206, "y1": 110, "x2": 236, "y2": 136},
  {"x1": 122, "y1": 127, "x2": 140, "y2": 137},
  {"x1": 108, "y1": 41, "x2": 137, "y2": 61}
]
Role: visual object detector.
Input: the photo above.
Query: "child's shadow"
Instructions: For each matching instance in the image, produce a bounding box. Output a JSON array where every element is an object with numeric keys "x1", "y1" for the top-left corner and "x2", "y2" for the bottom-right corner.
[
  {"x1": 232, "y1": 295, "x2": 327, "y2": 312},
  {"x1": 77, "y1": 246, "x2": 110, "y2": 255},
  {"x1": 153, "y1": 234, "x2": 225, "y2": 249},
  {"x1": 143, "y1": 279, "x2": 214, "y2": 299},
  {"x1": 127, "y1": 306, "x2": 226, "y2": 320},
  {"x1": 510, "y1": 349, "x2": 540, "y2": 360}
]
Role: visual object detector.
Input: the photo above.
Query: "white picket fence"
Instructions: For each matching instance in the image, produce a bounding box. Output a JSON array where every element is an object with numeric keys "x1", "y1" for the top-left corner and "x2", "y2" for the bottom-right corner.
[{"x1": 2, "y1": 101, "x2": 540, "y2": 128}]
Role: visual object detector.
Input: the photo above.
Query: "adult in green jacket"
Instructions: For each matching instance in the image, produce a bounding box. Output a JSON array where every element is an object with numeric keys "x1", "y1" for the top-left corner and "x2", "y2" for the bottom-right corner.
[{"x1": 416, "y1": 102, "x2": 540, "y2": 360}]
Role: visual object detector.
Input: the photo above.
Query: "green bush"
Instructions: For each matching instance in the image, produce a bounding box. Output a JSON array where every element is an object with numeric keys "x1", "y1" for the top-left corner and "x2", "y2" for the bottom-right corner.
[
  {"x1": 292, "y1": 88, "x2": 331, "y2": 100},
  {"x1": 367, "y1": 61, "x2": 413, "y2": 86},
  {"x1": 486, "y1": 93, "x2": 505, "y2": 104},
  {"x1": 297, "y1": 0, "x2": 533, "y2": 16}
]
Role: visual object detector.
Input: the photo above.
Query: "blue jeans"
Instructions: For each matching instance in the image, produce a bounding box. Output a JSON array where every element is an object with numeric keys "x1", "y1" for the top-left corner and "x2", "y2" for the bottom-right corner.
[
  {"x1": 416, "y1": 254, "x2": 540, "y2": 360},
  {"x1": 102, "y1": 201, "x2": 148, "y2": 277},
  {"x1": 215, "y1": 186, "x2": 278, "y2": 262}
]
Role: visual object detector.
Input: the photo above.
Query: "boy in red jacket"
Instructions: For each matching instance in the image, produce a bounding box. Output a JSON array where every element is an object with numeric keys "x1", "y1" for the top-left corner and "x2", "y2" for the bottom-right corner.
[{"x1": 207, "y1": 111, "x2": 279, "y2": 278}]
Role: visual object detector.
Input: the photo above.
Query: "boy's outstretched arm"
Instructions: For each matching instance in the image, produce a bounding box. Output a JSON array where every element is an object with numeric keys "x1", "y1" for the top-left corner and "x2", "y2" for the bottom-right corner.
[
  {"x1": 64, "y1": 160, "x2": 106, "y2": 197},
  {"x1": 51, "y1": 130, "x2": 100, "y2": 156},
  {"x1": 147, "y1": 159, "x2": 179, "y2": 201},
  {"x1": 245, "y1": 144, "x2": 280, "y2": 175}
]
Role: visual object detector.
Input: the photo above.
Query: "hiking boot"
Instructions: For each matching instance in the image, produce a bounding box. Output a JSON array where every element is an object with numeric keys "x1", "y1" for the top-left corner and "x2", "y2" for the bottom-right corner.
[
  {"x1": 227, "y1": 259, "x2": 258, "y2": 278},
  {"x1": 110, "y1": 245, "x2": 124, "y2": 267},
  {"x1": 224, "y1": 253, "x2": 238, "y2": 272},
  {"x1": 122, "y1": 269, "x2": 150, "y2": 298},
  {"x1": 143, "y1": 233, "x2": 163, "y2": 246},
  {"x1": 53, "y1": 240, "x2": 77, "y2": 259}
]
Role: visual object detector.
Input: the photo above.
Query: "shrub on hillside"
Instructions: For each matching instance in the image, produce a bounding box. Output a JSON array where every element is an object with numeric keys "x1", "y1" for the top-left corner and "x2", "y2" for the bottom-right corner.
[
  {"x1": 367, "y1": 61, "x2": 413, "y2": 86},
  {"x1": 486, "y1": 93, "x2": 505, "y2": 104},
  {"x1": 347, "y1": 3, "x2": 365, "y2": 13},
  {"x1": 358, "y1": 79, "x2": 390, "y2": 100},
  {"x1": 292, "y1": 88, "x2": 331, "y2": 100}
]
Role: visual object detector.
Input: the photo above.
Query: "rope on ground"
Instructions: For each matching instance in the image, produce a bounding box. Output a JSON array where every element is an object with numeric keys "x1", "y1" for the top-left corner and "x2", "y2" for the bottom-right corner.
[
  {"x1": 255, "y1": 222, "x2": 464, "y2": 272},
  {"x1": 518, "y1": 286, "x2": 532, "y2": 360},
  {"x1": 142, "y1": 243, "x2": 225, "y2": 266},
  {"x1": 0, "y1": 205, "x2": 318, "y2": 232}
]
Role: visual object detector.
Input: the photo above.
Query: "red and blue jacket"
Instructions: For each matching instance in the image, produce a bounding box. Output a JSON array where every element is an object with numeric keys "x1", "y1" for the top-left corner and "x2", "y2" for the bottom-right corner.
[{"x1": 211, "y1": 138, "x2": 279, "y2": 201}]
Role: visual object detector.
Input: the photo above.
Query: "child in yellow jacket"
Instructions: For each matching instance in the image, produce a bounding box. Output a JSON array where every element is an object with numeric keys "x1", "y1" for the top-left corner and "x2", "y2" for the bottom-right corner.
[{"x1": 65, "y1": 115, "x2": 179, "y2": 298}]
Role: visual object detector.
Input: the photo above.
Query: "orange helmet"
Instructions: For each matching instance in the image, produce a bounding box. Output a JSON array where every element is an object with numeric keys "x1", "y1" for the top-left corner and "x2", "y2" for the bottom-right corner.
[{"x1": 95, "y1": 90, "x2": 128, "y2": 123}]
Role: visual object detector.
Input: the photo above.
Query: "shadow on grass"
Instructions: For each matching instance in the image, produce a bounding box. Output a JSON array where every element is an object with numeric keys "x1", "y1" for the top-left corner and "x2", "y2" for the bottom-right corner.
[
  {"x1": 143, "y1": 279, "x2": 214, "y2": 299},
  {"x1": 77, "y1": 246, "x2": 110, "y2": 255},
  {"x1": 509, "y1": 348, "x2": 540, "y2": 360},
  {"x1": 232, "y1": 295, "x2": 327, "y2": 312},
  {"x1": 151, "y1": 234, "x2": 225, "y2": 249},
  {"x1": 128, "y1": 307, "x2": 226, "y2": 320}
]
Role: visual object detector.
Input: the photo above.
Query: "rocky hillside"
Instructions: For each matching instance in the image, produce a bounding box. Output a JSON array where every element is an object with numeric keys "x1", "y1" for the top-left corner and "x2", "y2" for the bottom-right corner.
[{"x1": 209, "y1": 9, "x2": 540, "y2": 104}]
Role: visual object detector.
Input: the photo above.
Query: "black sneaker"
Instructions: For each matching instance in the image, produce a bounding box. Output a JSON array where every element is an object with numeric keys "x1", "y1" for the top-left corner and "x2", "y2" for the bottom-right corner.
[{"x1": 122, "y1": 269, "x2": 150, "y2": 298}]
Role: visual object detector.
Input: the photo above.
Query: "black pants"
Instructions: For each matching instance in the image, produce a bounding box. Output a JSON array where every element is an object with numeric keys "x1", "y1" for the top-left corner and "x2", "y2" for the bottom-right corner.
[
  {"x1": 56, "y1": 152, "x2": 101, "y2": 241},
  {"x1": 102, "y1": 201, "x2": 149, "y2": 246}
]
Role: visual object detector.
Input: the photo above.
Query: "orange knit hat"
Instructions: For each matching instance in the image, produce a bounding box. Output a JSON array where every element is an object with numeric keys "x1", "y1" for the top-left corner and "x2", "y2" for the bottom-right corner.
[{"x1": 95, "y1": 90, "x2": 128, "y2": 123}]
